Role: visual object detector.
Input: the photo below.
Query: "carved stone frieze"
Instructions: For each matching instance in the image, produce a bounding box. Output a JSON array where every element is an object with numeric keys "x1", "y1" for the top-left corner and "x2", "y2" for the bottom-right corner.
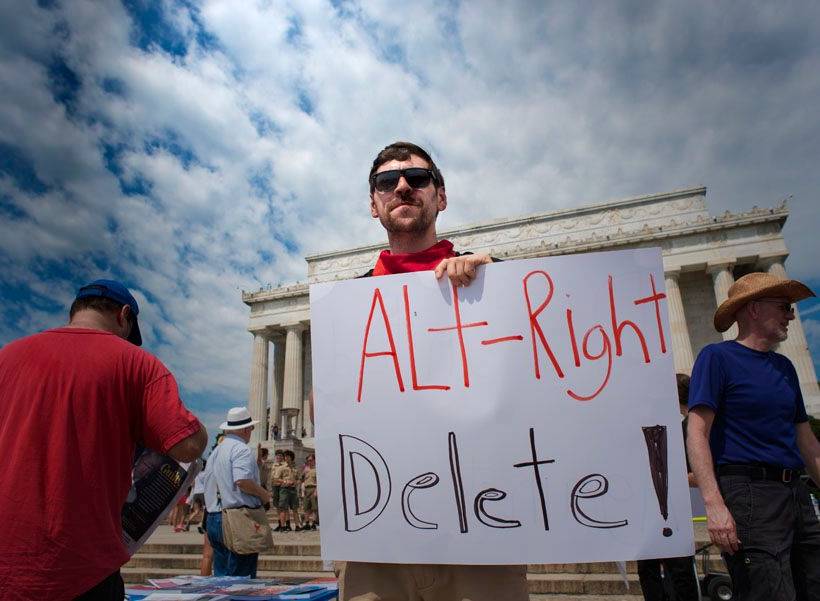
[{"x1": 245, "y1": 187, "x2": 788, "y2": 299}]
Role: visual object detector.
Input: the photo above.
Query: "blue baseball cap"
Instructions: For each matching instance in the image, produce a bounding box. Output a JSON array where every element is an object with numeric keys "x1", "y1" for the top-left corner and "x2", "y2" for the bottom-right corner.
[{"x1": 75, "y1": 279, "x2": 142, "y2": 346}]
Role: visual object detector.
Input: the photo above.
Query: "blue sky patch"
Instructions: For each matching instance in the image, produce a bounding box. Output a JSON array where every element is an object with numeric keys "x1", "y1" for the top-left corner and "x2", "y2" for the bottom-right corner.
[
  {"x1": 380, "y1": 42, "x2": 405, "y2": 65},
  {"x1": 286, "y1": 15, "x2": 303, "y2": 46},
  {"x1": 249, "y1": 110, "x2": 281, "y2": 138},
  {"x1": 145, "y1": 130, "x2": 201, "y2": 169},
  {"x1": 47, "y1": 55, "x2": 81, "y2": 116},
  {"x1": 123, "y1": 0, "x2": 189, "y2": 57},
  {"x1": 274, "y1": 233, "x2": 298, "y2": 254},
  {"x1": 330, "y1": 0, "x2": 357, "y2": 20},
  {"x1": 101, "y1": 77, "x2": 127, "y2": 97},
  {"x1": 101, "y1": 143, "x2": 151, "y2": 196},
  {"x1": 177, "y1": 240, "x2": 207, "y2": 268},
  {"x1": 0, "y1": 193, "x2": 28, "y2": 221},
  {"x1": 0, "y1": 143, "x2": 48, "y2": 194},
  {"x1": 248, "y1": 167, "x2": 275, "y2": 199},
  {"x1": 297, "y1": 89, "x2": 314, "y2": 116}
]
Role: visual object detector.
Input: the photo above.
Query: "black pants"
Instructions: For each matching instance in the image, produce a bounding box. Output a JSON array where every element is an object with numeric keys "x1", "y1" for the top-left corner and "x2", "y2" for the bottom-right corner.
[
  {"x1": 719, "y1": 475, "x2": 820, "y2": 601},
  {"x1": 637, "y1": 556, "x2": 699, "y2": 600},
  {"x1": 73, "y1": 570, "x2": 124, "y2": 601}
]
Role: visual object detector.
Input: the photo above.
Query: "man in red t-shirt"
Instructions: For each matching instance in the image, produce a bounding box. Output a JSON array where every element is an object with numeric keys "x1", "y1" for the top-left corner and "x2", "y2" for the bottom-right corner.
[
  {"x1": 0, "y1": 279, "x2": 207, "y2": 601},
  {"x1": 336, "y1": 142, "x2": 529, "y2": 601}
]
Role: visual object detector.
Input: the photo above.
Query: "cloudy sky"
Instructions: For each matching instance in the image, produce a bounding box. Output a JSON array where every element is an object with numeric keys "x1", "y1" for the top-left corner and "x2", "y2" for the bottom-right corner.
[{"x1": 2, "y1": 0, "x2": 819, "y2": 436}]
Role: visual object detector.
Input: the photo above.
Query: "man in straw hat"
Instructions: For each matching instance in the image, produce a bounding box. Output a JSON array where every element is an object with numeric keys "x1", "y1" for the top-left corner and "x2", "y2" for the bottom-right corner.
[
  {"x1": 205, "y1": 406, "x2": 272, "y2": 577},
  {"x1": 687, "y1": 272, "x2": 820, "y2": 600}
]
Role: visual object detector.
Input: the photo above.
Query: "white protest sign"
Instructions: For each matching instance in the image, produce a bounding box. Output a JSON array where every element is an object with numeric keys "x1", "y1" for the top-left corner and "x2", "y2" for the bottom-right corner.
[{"x1": 310, "y1": 248, "x2": 694, "y2": 564}]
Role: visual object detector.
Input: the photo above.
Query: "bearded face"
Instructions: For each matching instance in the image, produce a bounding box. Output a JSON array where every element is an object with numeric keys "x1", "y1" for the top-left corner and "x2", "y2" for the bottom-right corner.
[
  {"x1": 376, "y1": 189, "x2": 439, "y2": 234},
  {"x1": 370, "y1": 155, "x2": 446, "y2": 240}
]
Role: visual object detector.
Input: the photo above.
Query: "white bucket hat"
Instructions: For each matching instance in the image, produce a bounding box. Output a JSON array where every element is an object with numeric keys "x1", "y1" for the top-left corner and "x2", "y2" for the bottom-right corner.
[{"x1": 220, "y1": 406, "x2": 260, "y2": 431}]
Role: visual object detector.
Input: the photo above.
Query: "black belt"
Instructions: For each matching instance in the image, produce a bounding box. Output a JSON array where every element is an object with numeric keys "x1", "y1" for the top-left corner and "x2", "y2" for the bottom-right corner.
[{"x1": 717, "y1": 464, "x2": 804, "y2": 483}]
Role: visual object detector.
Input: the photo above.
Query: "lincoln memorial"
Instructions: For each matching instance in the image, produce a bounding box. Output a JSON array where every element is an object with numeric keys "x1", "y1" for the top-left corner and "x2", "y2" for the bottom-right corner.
[{"x1": 242, "y1": 186, "x2": 819, "y2": 447}]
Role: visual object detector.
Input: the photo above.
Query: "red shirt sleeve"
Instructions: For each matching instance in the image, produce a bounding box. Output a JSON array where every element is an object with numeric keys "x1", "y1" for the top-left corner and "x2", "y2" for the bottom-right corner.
[{"x1": 139, "y1": 366, "x2": 201, "y2": 454}]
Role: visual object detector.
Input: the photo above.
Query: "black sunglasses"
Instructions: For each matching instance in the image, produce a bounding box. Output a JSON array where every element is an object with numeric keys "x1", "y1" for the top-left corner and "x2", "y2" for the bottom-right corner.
[
  {"x1": 755, "y1": 299, "x2": 794, "y2": 313},
  {"x1": 371, "y1": 168, "x2": 437, "y2": 193}
]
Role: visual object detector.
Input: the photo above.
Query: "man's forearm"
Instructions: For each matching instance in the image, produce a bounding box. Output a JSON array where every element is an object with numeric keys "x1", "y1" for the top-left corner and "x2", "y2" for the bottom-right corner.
[
  {"x1": 236, "y1": 478, "x2": 269, "y2": 501},
  {"x1": 167, "y1": 424, "x2": 208, "y2": 463},
  {"x1": 797, "y1": 424, "x2": 820, "y2": 486},
  {"x1": 688, "y1": 430, "x2": 723, "y2": 506},
  {"x1": 806, "y1": 457, "x2": 820, "y2": 489}
]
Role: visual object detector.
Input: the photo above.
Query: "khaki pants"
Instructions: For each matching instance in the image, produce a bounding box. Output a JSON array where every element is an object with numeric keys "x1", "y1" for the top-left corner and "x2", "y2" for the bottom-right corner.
[{"x1": 337, "y1": 562, "x2": 528, "y2": 601}]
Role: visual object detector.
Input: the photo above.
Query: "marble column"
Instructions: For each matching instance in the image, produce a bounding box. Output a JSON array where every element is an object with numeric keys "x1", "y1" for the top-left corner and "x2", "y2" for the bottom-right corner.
[
  {"x1": 282, "y1": 324, "x2": 304, "y2": 438},
  {"x1": 664, "y1": 269, "x2": 694, "y2": 374},
  {"x1": 248, "y1": 331, "x2": 269, "y2": 446},
  {"x1": 301, "y1": 328, "x2": 313, "y2": 437},
  {"x1": 708, "y1": 259, "x2": 737, "y2": 341},
  {"x1": 759, "y1": 256, "x2": 820, "y2": 402},
  {"x1": 270, "y1": 334, "x2": 285, "y2": 441}
]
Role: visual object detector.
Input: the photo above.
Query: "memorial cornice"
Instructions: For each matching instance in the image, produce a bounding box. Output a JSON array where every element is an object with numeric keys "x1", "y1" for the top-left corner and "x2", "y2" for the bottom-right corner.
[
  {"x1": 242, "y1": 282, "x2": 309, "y2": 304},
  {"x1": 305, "y1": 186, "x2": 707, "y2": 261},
  {"x1": 515, "y1": 204, "x2": 786, "y2": 259},
  {"x1": 242, "y1": 192, "x2": 788, "y2": 305}
]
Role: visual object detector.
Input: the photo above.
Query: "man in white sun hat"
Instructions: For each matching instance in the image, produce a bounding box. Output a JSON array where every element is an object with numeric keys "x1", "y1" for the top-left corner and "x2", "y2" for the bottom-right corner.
[
  {"x1": 205, "y1": 406, "x2": 272, "y2": 577},
  {"x1": 687, "y1": 272, "x2": 820, "y2": 600}
]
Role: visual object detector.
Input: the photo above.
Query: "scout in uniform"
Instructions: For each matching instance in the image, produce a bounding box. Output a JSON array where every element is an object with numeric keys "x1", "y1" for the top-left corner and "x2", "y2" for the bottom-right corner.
[
  {"x1": 270, "y1": 449, "x2": 284, "y2": 513},
  {"x1": 275, "y1": 450, "x2": 299, "y2": 532},
  {"x1": 301, "y1": 454, "x2": 318, "y2": 530}
]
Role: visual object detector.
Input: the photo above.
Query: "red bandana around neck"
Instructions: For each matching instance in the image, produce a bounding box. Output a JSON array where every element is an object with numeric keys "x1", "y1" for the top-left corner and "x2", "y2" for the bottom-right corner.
[{"x1": 372, "y1": 239, "x2": 455, "y2": 276}]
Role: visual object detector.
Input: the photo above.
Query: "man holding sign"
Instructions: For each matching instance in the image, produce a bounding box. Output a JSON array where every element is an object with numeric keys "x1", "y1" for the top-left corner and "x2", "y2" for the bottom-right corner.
[
  {"x1": 313, "y1": 142, "x2": 694, "y2": 599},
  {"x1": 335, "y1": 141, "x2": 529, "y2": 600}
]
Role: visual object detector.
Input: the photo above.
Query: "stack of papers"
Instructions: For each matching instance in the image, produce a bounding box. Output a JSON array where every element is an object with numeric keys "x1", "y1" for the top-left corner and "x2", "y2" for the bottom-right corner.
[{"x1": 125, "y1": 576, "x2": 338, "y2": 601}]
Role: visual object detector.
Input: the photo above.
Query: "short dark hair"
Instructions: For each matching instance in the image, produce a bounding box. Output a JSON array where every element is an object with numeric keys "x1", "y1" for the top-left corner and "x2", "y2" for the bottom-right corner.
[
  {"x1": 284, "y1": 450, "x2": 295, "y2": 460},
  {"x1": 69, "y1": 296, "x2": 124, "y2": 319},
  {"x1": 368, "y1": 141, "x2": 444, "y2": 193},
  {"x1": 260, "y1": 448, "x2": 269, "y2": 458},
  {"x1": 676, "y1": 373, "x2": 690, "y2": 405}
]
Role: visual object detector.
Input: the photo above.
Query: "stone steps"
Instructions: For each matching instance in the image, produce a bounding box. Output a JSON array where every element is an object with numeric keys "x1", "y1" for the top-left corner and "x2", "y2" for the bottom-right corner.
[
  {"x1": 130, "y1": 546, "x2": 724, "y2": 575},
  {"x1": 122, "y1": 566, "x2": 643, "y2": 596},
  {"x1": 122, "y1": 566, "x2": 330, "y2": 581},
  {"x1": 126, "y1": 525, "x2": 720, "y2": 598},
  {"x1": 139, "y1": 542, "x2": 323, "y2": 556},
  {"x1": 128, "y1": 553, "x2": 328, "y2": 571}
]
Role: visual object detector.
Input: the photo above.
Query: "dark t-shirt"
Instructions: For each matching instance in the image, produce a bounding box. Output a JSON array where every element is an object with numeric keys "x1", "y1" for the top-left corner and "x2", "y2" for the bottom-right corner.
[{"x1": 688, "y1": 340, "x2": 807, "y2": 469}]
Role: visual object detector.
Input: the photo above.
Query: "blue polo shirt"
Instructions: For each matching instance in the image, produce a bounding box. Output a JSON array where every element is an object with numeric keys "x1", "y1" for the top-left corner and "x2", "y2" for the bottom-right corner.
[{"x1": 689, "y1": 341, "x2": 807, "y2": 469}]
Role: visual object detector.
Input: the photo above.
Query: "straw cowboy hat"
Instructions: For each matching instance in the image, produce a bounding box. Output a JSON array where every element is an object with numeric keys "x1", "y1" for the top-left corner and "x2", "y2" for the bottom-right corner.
[
  {"x1": 713, "y1": 272, "x2": 815, "y2": 333},
  {"x1": 220, "y1": 406, "x2": 260, "y2": 431}
]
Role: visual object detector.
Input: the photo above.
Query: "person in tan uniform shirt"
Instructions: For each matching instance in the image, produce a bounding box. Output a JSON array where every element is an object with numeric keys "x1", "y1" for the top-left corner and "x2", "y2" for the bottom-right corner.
[
  {"x1": 301, "y1": 454, "x2": 318, "y2": 530},
  {"x1": 274, "y1": 450, "x2": 300, "y2": 532},
  {"x1": 269, "y1": 449, "x2": 284, "y2": 505}
]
